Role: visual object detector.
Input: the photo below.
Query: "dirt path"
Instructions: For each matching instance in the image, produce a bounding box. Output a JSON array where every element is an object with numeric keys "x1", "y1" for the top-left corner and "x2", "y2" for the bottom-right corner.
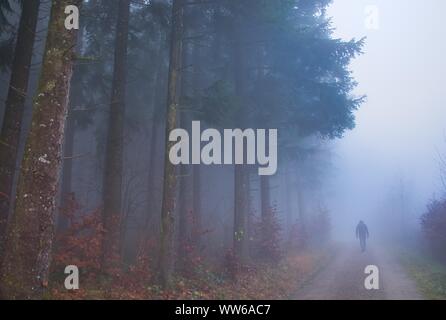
[{"x1": 294, "y1": 244, "x2": 423, "y2": 300}]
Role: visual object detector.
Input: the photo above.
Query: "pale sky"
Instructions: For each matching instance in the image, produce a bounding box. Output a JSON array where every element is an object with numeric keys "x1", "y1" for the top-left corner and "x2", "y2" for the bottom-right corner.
[{"x1": 326, "y1": 0, "x2": 446, "y2": 239}]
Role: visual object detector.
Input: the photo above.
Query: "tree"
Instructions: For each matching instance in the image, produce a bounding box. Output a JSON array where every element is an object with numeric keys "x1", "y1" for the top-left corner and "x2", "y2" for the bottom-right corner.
[
  {"x1": 0, "y1": 0, "x2": 17, "y2": 71},
  {"x1": 0, "y1": 0, "x2": 40, "y2": 260},
  {"x1": 101, "y1": 0, "x2": 131, "y2": 274},
  {"x1": 176, "y1": 11, "x2": 192, "y2": 271},
  {"x1": 176, "y1": 4, "x2": 205, "y2": 272},
  {"x1": 421, "y1": 198, "x2": 446, "y2": 262},
  {"x1": 252, "y1": 0, "x2": 363, "y2": 249},
  {"x1": 143, "y1": 27, "x2": 168, "y2": 237},
  {"x1": 158, "y1": 0, "x2": 184, "y2": 288},
  {"x1": 231, "y1": 6, "x2": 250, "y2": 264},
  {"x1": 144, "y1": 15, "x2": 169, "y2": 231},
  {"x1": 260, "y1": 175, "x2": 271, "y2": 225},
  {"x1": 0, "y1": 0, "x2": 82, "y2": 299},
  {"x1": 58, "y1": 20, "x2": 87, "y2": 232}
]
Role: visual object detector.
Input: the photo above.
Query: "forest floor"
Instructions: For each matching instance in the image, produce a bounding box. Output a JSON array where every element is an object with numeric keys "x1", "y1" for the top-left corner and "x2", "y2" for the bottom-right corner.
[
  {"x1": 293, "y1": 244, "x2": 423, "y2": 300},
  {"x1": 50, "y1": 247, "x2": 334, "y2": 300},
  {"x1": 50, "y1": 243, "x2": 440, "y2": 300}
]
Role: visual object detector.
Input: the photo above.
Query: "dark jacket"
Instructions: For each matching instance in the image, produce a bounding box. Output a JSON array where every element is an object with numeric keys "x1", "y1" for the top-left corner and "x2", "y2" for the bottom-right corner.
[{"x1": 356, "y1": 222, "x2": 369, "y2": 239}]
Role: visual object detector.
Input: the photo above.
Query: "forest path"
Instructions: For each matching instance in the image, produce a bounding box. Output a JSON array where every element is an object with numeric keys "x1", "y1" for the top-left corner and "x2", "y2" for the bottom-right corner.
[{"x1": 293, "y1": 244, "x2": 423, "y2": 300}]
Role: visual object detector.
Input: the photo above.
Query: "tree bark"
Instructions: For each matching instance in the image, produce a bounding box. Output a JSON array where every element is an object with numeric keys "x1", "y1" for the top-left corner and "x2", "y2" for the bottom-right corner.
[
  {"x1": 144, "y1": 121, "x2": 158, "y2": 229},
  {"x1": 192, "y1": 164, "x2": 201, "y2": 247},
  {"x1": 191, "y1": 33, "x2": 202, "y2": 250},
  {"x1": 0, "y1": 0, "x2": 81, "y2": 299},
  {"x1": 177, "y1": 29, "x2": 190, "y2": 270},
  {"x1": 57, "y1": 112, "x2": 75, "y2": 231},
  {"x1": 260, "y1": 175, "x2": 271, "y2": 223},
  {"x1": 101, "y1": 0, "x2": 131, "y2": 274},
  {"x1": 58, "y1": 24, "x2": 85, "y2": 232},
  {"x1": 234, "y1": 165, "x2": 249, "y2": 262},
  {"x1": 177, "y1": 120, "x2": 190, "y2": 271},
  {"x1": 0, "y1": 0, "x2": 40, "y2": 260},
  {"x1": 144, "y1": 30, "x2": 166, "y2": 234},
  {"x1": 177, "y1": 168, "x2": 189, "y2": 270},
  {"x1": 232, "y1": 20, "x2": 249, "y2": 263},
  {"x1": 158, "y1": 0, "x2": 184, "y2": 288}
]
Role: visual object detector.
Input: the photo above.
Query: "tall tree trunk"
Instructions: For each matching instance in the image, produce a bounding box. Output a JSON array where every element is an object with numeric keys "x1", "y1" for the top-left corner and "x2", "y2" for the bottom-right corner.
[
  {"x1": 0, "y1": 0, "x2": 40, "y2": 260},
  {"x1": 58, "y1": 24, "x2": 85, "y2": 232},
  {"x1": 177, "y1": 164, "x2": 189, "y2": 271},
  {"x1": 144, "y1": 121, "x2": 158, "y2": 229},
  {"x1": 191, "y1": 32, "x2": 202, "y2": 250},
  {"x1": 177, "y1": 119, "x2": 190, "y2": 271},
  {"x1": 234, "y1": 165, "x2": 249, "y2": 262},
  {"x1": 232, "y1": 22, "x2": 249, "y2": 263},
  {"x1": 158, "y1": 0, "x2": 184, "y2": 288},
  {"x1": 101, "y1": 0, "x2": 131, "y2": 273},
  {"x1": 260, "y1": 175, "x2": 271, "y2": 222},
  {"x1": 192, "y1": 164, "x2": 201, "y2": 246},
  {"x1": 0, "y1": 0, "x2": 81, "y2": 299},
  {"x1": 177, "y1": 29, "x2": 191, "y2": 271},
  {"x1": 144, "y1": 30, "x2": 166, "y2": 234},
  {"x1": 57, "y1": 113, "x2": 75, "y2": 231}
]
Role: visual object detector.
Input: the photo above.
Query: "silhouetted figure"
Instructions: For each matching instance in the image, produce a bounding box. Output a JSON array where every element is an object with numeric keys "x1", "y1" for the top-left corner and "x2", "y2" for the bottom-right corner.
[{"x1": 356, "y1": 220, "x2": 369, "y2": 252}]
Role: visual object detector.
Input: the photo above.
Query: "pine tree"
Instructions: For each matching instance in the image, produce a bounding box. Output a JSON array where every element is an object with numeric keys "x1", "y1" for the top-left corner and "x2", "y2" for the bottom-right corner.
[
  {"x1": 0, "y1": 0, "x2": 82, "y2": 299},
  {"x1": 0, "y1": 0, "x2": 17, "y2": 71},
  {"x1": 101, "y1": 0, "x2": 131, "y2": 274},
  {"x1": 158, "y1": 0, "x2": 184, "y2": 288},
  {"x1": 0, "y1": 0, "x2": 40, "y2": 260}
]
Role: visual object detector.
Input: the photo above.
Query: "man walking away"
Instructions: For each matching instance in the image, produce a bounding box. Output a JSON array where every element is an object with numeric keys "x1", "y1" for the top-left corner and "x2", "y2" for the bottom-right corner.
[{"x1": 356, "y1": 220, "x2": 369, "y2": 252}]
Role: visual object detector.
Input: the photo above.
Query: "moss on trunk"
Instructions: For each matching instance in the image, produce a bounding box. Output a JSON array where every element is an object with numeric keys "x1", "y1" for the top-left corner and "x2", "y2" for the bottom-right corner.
[{"x1": 0, "y1": 0, "x2": 81, "y2": 299}]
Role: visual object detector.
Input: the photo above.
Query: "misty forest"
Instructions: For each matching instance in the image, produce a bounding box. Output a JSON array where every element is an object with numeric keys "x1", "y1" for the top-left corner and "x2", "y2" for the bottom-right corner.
[{"x1": 0, "y1": 0, "x2": 445, "y2": 300}]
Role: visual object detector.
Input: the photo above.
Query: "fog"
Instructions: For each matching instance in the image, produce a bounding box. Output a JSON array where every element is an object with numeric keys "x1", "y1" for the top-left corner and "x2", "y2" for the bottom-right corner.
[
  {"x1": 327, "y1": 0, "x2": 446, "y2": 242},
  {"x1": 2, "y1": 0, "x2": 446, "y2": 300}
]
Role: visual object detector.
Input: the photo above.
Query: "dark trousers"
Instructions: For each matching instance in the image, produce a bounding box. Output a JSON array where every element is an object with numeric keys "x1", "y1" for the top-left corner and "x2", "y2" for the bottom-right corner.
[{"x1": 359, "y1": 237, "x2": 366, "y2": 252}]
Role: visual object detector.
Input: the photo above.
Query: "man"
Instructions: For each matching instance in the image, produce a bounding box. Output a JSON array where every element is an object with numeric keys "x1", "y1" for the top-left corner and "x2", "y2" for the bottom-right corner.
[{"x1": 356, "y1": 220, "x2": 369, "y2": 252}]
